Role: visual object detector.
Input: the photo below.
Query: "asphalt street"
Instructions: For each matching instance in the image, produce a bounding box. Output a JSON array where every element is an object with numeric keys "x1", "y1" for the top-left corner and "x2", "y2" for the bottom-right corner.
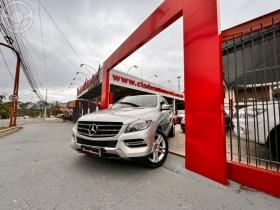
[
  {"x1": 0, "y1": 120, "x2": 279, "y2": 210},
  {"x1": 0, "y1": 118, "x2": 45, "y2": 127}
]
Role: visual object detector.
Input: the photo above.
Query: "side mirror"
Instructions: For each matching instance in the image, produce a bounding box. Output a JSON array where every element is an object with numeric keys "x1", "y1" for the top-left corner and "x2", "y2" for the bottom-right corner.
[{"x1": 161, "y1": 104, "x2": 170, "y2": 111}]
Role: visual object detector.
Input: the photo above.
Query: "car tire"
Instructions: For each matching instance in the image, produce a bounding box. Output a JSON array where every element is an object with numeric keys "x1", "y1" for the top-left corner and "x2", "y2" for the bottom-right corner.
[
  {"x1": 168, "y1": 123, "x2": 175, "y2": 137},
  {"x1": 267, "y1": 126, "x2": 280, "y2": 160},
  {"x1": 145, "y1": 129, "x2": 168, "y2": 168}
]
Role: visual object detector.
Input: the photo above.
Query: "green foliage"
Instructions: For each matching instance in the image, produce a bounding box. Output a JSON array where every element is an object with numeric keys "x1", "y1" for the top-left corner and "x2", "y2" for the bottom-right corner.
[
  {"x1": 0, "y1": 92, "x2": 7, "y2": 103},
  {"x1": 272, "y1": 89, "x2": 280, "y2": 100},
  {"x1": 0, "y1": 103, "x2": 11, "y2": 119},
  {"x1": 0, "y1": 93, "x2": 10, "y2": 118}
]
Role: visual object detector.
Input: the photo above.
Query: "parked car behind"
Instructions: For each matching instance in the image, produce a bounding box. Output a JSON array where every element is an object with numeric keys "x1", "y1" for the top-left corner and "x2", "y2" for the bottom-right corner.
[
  {"x1": 232, "y1": 103, "x2": 280, "y2": 160},
  {"x1": 71, "y1": 94, "x2": 175, "y2": 168},
  {"x1": 181, "y1": 112, "x2": 230, "y2": 133},
  {"x1": 181, "y1": 117, "x2": 185, "y2": 132},
  {"x1": 177, "y1": 109, "x2": 185, "y2": 123},
  {"x1": 173, "y1": 112, "x2": 178, "y2": 124},
  {"x1": 225, "y1": 111, "x2": 230, "y2": 130},
  {"x1": 56, "y1": 114, "x2": 64, "y2": 118}
]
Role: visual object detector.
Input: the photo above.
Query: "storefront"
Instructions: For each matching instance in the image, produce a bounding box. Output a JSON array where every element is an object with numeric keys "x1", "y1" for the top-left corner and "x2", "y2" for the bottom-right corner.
[{"x1": 73, "y1": 68, "x2": 184, "y2": 121}]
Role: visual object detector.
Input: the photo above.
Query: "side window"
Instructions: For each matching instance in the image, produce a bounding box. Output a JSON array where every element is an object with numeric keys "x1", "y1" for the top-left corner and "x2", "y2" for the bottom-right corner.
[
  {"x1": 159, "y1": 96, "x2": 169, "y2": 106},
  {"x1": 162, "y1": 97, "x2": 168, "y2": 105},
  {"x1": 159, "y1": 96, "x2": 166, "y2": 105}
]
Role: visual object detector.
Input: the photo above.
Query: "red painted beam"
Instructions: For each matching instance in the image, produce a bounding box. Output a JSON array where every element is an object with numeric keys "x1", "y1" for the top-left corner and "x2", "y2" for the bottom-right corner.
[
  {"x1": 101, "y1": 0, "x2": 183, "y2": 109},
  {"x1": 183, "y1": 0, "x2": 227, "y2": 184},
  {"x1": 227, "y1": 161, "x2": 280, "y2": 198}
]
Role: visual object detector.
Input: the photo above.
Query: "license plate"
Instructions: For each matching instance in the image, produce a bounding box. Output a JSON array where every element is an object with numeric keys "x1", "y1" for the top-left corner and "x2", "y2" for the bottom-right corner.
[{"x1": 81, "y1": 147, "x2": 101, "y2": 156}]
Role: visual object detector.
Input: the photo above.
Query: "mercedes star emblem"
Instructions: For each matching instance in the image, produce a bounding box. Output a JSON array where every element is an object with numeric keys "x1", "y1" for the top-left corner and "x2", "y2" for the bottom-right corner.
[{"x1": 88, "y1": 124, "x2": 98, "y2": 135}]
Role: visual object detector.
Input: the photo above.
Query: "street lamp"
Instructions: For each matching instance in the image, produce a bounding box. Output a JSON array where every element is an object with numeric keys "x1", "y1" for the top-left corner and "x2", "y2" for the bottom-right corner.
[
  {"x1": 73, "y1": 78, "x2": 84, "y2": 83},
  {"x1": 160, "y1": 80, "x2": 171, "y2": 87},
  {"x1": 147, "y1": 75, "x2": 158, "y2": 81},
  {"x1": 127, "y1": 65, "x2": 138, "y2": 73},
  {"x1": 80, "y1": 64, "x2": 97, "y2": 73},
  {"x1": 76, "y1": 71, "x2": 90, "y2": 78},
  {"x1": 70, "y1": 82, "x2": 81, "y2": 86}
]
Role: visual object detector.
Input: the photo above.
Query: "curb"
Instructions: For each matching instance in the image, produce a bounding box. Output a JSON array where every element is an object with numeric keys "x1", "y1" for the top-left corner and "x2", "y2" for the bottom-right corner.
[
  {"x1": 168, "y1": 151, "x2": 185, "y2": 158},
  {"x1": 0, "y1": 126, "x2": 23, "y2": 138}
]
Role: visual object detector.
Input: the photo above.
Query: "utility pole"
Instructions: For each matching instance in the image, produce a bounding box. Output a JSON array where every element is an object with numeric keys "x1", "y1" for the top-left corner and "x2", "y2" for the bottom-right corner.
[
  {"x1": 45, "y1": 89, "x2": 47, "y2": 120},
  {"x1": 0, "y1": 40, "x2": 21, "y2": 127},
  {"x1": 177, "y1": 76, "x2": 181, "y2": 92},
  {"x1": 41, "y1": 89, "x2": 48, "y2": 120}
]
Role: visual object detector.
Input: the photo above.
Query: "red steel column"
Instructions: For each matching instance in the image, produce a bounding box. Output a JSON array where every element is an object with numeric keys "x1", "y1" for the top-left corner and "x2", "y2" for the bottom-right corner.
[
  {"x1": 109, "y1": 93, "x2": 114, "y2": 105},
  {"x1": 101, "y1": 63, "x2": 109, "y2": 110},
  {"x1": 96, "y1": 97, "x2": 99, "y2": 111},
  {"x1": 87, "y1": 101, "x2": 90, "y2": 114},
  {"x1": 183, "y1": 0, "x2": 227, "y2": 184}
]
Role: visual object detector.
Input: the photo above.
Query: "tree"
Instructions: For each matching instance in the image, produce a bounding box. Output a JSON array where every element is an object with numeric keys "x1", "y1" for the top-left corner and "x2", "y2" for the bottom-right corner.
[
  {"x1": 272, "y1": 89, "x2": 280, "y2": 100},
  {"x1": 0, "y1": 92, "x2": 7, "y2": 103},
  {"x1": 0, "y1": 93, "x2": 10, "y2": 119}
]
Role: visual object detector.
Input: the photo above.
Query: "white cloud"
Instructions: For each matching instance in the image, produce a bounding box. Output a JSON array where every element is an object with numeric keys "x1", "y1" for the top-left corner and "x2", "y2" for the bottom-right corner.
[{"x1": 1, "y1": 0, "x2": 280, "y2": 103}]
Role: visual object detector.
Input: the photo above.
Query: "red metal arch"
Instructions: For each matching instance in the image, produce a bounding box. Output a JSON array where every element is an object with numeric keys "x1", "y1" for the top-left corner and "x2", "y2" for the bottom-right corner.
[{"x1": 101, "y1": 0, "x2": 280, "y2": 197}]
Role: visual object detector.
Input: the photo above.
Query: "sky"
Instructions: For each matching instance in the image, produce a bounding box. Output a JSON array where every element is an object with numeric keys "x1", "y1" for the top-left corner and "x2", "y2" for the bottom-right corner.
[{"x1": 0, "y1": 0, "x2": 280, "y2": 103}]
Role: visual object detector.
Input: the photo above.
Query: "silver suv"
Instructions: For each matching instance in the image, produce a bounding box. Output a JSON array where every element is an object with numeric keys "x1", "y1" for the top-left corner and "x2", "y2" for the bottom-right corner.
[{"x1": 71, "y1": 94, "x2": 175, "y2": 168}]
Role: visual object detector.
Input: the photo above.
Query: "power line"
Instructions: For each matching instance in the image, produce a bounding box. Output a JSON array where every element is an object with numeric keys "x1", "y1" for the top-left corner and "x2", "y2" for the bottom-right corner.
[
  {"x1": 38, "y1": 0, "x2": 92, "y2": 75},
  {"x1": 22, "y1": 35, "x2": 73, "y2": 95},
  {"x1": 0, "y1": 49, "x2": 33, "y2": 97},
  {"x1": 38, "y1": 0, "x2": 48, "y2": 88},
  {"x1": 221, "y1": 1, "x2": 254, "y2": 19},
  {"x1": 21, "y1": 32, "x2": 42, "y2": 89},
  {"x1": 0, "y1": 0, "x2": 44, "y2": 102},
  {"x1": 32, "y1": 20, "x2": 81, "y2": 73}
]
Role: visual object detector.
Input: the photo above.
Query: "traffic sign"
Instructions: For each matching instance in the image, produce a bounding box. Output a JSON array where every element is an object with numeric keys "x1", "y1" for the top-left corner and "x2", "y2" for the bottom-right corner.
[{"x1": 9, "y1": 95, "x2": 18, "y2": 101}]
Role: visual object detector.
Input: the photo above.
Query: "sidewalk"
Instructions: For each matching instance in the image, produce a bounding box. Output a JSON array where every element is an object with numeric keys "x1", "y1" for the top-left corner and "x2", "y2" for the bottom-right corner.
[
  {"x1": 0, "y1": 121, "x2": 279, "y2": 209},
  {"x1": 168, "y1": 124, "x2": 185, "y2": 156}
]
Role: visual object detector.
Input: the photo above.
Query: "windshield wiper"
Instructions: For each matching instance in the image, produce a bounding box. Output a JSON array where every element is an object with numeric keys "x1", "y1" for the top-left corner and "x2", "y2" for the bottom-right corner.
[{"x1": 117, "y1": 102, "x2": 139, "y2": 107}]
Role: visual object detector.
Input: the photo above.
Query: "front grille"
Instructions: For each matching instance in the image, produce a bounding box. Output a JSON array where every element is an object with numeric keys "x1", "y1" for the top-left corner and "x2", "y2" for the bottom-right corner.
[
  {"x1": 77, "y1": 137, "x2": 118, "y2": 148},
  {"x1": 77, "y1": 121, "x2": 123, "y2": 138}
]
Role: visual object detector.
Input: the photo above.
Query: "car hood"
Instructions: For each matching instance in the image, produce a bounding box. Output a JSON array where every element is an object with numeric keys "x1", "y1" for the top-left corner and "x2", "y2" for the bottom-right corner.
[{"x1": 78, "y1": 107, "x2": 157, "y2": 124}]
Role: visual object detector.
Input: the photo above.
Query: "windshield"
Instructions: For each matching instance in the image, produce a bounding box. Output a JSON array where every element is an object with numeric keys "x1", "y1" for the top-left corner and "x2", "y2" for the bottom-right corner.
[
  {"x1": 110, "y1": 95, "x2": 157, "y2": 109},
  {"x1": 177, "y1": 110, "x2": 185, "y2": 114}
]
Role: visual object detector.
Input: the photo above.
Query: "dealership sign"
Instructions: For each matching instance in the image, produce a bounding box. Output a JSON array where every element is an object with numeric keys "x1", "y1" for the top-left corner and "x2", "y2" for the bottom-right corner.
[
  {"x1": 110, "y1": 70, "x2": 184, "y2": 100},
  {"x1": 77, "y1": 68, "x2": 184, "y2": 100},
  {"x1": 77, "y1": 70, "x2": 101, "y2": 97}
]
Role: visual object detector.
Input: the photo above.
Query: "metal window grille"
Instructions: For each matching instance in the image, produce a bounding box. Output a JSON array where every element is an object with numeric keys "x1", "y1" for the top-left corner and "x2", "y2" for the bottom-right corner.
[{"x1": 223, "y1": 20, "x2": 280, "y2": 172}]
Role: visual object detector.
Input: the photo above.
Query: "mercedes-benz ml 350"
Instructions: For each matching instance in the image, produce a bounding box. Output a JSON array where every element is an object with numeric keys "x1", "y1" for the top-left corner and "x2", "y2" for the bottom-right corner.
[{"x1": 71, "y1": 94, "x2": 175, "y2": 168}]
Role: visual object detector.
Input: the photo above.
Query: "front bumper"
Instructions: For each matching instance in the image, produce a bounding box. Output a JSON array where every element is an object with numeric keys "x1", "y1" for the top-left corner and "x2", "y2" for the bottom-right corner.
[{"x1": 70, "y1": 124, "x2": 155, "y2": 161}]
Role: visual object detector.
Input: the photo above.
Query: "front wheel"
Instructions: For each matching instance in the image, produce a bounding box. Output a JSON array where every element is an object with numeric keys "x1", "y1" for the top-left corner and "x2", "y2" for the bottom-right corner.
[
  {"x1": 145, "y1": 129, "x2": 168, "y2": 168},
  {"x1": 267, "y1": 126, "x2": 280, "y2": 161}
]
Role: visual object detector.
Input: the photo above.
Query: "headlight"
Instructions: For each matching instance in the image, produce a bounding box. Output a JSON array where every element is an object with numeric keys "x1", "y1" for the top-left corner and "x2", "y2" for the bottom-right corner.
[
  {"x1": 74, "y1": 123, "x2": 77, "y2": 129},
  {"x1": 239, "y1": 109, "x2": 265, "y2": 118},
  {"x1": 181, "y1": 118, "x2": 185, "y2": 123},
  {"x1": 126, "y1": 119, "x2": 152, "y2": 133}
]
